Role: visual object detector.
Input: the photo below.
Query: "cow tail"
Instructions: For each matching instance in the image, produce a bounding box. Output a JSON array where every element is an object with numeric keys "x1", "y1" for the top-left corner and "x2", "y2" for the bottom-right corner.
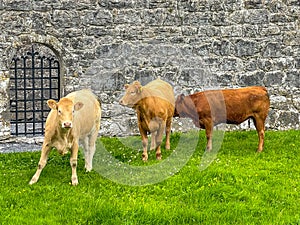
[
  {"x1": 264, "y1": 87, "x2": 270, "y2": 100},
  {"x1": 263, "y1": 87, "x2": 271, "y2": 107},
  {"x1": 97, "y1": 97, "x2": 102, "y2": 107}
]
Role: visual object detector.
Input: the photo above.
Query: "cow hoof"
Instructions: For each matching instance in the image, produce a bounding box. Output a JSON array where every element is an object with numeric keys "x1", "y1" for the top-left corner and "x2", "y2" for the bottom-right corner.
[
  {"x1": 142, "y1": 154, "x2": 148, "y2": 161},
  {"x1": 206, "y1": 146, "x2": 212, "y2": 152},
  {"x1": 72, "y1": 180, "x2": 78, "y2": 186},
  {"x1": 29, "y1": 179, "x2": 36, "y2": 185},
  {"x1": 156, "y1": 153, "x2": 162, "y2": 160},
  {"x1": 29, "y1": 176, "x2": 38, "y2": 185},
  {"x1": 85, "y1": 165, "x2": 92, "y2": 172},
  {"x1": 71, "y1": 177, "x2": 79, "y2": 186}
]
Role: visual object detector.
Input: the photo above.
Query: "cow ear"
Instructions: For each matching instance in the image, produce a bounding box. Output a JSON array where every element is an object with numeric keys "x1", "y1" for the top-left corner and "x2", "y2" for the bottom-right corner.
[
  {"x1": 178, "y1": 94, "x2": 185, "y2": 102},
  {"x1": 74, "y1": 102, "x2": 84, "y2": 111},
  {"x1": 47, "y1": 99, "x2": 58, "y2": 110},
  {"x1": 124, "y1": 84, "x2": 129, "y2": 89},
  {"x1": 133, "y1": 81, "x2": 142, "y2": 93}
]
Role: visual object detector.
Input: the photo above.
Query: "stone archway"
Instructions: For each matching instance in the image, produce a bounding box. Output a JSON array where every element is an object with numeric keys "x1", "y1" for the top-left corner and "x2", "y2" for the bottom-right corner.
[{"x1": 5, "y1": 34, "x2": 65, "y2": 136}]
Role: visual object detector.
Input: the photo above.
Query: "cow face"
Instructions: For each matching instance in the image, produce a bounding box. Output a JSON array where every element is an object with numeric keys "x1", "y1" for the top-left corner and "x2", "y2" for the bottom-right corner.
[
  {"x1": 47, "y1": 98, "x2": 84, "y2": 129},
  {"x1": 119, "y1": 81, "x2": 142, "y2": 108}
]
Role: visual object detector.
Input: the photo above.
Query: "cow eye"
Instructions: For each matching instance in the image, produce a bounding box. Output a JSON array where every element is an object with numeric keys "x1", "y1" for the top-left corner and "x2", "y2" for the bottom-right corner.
[
  {"x1": 130, "y1": 91, "x2": 136, "y2": 96},
  {"x1": 58, "y1": 109, "x2": 62, "y2": 114}
]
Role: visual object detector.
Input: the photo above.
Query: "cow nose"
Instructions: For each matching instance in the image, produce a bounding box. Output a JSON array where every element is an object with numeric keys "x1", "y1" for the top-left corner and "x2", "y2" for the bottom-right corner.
[
  {"x1": 119, "y1": 99, "x2": 124, "y2": 105},
  {"x1": 63, "y1": 122, "x2": 72, "y2": 128}
]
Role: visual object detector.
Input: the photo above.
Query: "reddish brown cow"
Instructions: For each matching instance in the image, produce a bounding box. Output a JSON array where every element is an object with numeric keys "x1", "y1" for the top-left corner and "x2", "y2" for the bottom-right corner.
[
  {"x1": 29, "y1": 89, "x2": 101, "y2": 186},
  {"x1": 119, "y1": 78, "x2": 175, "y2": 161},
  {"x1": 174, "y1": 86, "x2": 270, "y2": 152}
]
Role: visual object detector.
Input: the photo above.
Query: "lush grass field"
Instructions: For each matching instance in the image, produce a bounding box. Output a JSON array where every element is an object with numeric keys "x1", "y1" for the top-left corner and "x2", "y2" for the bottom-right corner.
[{"x1": 0, "y1": 130, "x2": 299, "y2": 225}]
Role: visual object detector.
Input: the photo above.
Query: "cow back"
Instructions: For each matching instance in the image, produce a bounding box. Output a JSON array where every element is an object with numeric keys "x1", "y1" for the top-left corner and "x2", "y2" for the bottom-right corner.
[
  {"x1": 66, "y1": 89, "x2": 101, "y2": 138},
  {"x1": 188, "y1": 86, "x2": 270, "y2": 124},
  {"x1": 143, "y1": 79, "x2": 175, "y2": 107}
]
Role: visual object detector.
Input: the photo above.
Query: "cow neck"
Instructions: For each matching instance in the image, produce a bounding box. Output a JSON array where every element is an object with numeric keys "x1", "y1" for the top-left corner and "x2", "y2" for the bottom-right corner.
[
  {"x1": 140, "y1": 87, "x2": 152, "y2": 99},
  {"x1": 133, "y1": 88, "x2": 151, "y2": 110},
  {"x1": 182, "y1": 96, "x2": 199, "y2": 122}
]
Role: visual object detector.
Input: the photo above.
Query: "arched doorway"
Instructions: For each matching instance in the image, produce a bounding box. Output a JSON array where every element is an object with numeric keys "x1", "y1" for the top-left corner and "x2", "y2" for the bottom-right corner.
[{"x1": 9, "y1": 44, "x2": 61, "y2": 136}]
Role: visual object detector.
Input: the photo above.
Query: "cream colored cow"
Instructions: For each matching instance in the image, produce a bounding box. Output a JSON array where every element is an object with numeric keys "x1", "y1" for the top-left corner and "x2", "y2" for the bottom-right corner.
[{"x1": 29, "y1": 89, "x2": 101, "y2": 186}]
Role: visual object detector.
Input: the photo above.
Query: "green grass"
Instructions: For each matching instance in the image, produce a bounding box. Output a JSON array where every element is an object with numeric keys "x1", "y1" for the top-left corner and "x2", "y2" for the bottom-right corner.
[{"x1": 0, "y1": 130, "x2": 299, "y2": 225}]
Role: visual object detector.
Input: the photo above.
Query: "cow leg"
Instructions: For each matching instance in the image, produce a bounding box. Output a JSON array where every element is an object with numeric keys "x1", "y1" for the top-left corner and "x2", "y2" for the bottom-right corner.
[
  {"x1": 155, "y1": 121, "x2": 165, "y2": 160},
  {"x1": 165, "y1": 117, "x2": 172, "y2": 150},
  {"x1": 29, "y1": 144, "x2": 51, "y2": 185},
  {"x1": 70, "y1": 141, "x2": 79, "y2": 185},
  {"x1": 205, "y1": 122, "x2": 213, "y2": 151},
  {"x1": 253, "y1": 117, "x2": 265, "y2": 152},
  {"x1": 82, "y1": 136, "x2": 91, "y2": 172},
  {"x1": 139, "y1": 127, "x2": 148, "y2": 161},
  {"x1": 150, "y1": 131, "x2": 157, "y2": 151},
  {"x1": 85, "y1": 119, "x2": 100, "y2": 171},
  {"x1": 150, "y1": 117, "x2": 160, "y2": 151},
  {"x1": 85, "y1": 132, "x2": 98, "y2": 172}
]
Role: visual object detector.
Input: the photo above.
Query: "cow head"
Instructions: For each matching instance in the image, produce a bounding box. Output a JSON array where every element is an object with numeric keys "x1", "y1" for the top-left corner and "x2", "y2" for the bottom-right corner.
[
  {"x1": 175, "y1": 94, "x2": 198, "y2": 120},
  {"x1": 47, "y1": 98, "x2": 84, "y2": 129},
  {"x1": 174, "y1": 94, "x2": 185, "y2": 117},
  {"x1": 119, "y1": 81, "x2": 143, "y2": 108}
]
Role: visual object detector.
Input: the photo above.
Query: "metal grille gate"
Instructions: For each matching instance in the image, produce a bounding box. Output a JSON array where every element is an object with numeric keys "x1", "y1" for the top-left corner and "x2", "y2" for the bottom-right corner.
[{"x1": 10, "y1": 45, "x2": 61, "y2": 136}]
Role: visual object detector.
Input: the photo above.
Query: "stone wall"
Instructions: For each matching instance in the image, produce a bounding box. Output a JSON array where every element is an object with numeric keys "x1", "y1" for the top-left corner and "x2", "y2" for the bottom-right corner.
[
  {"x1": 0, "y1": 0, "x2": 299, "y2": 139},
  {"x1": 0, "y1": 71, "x2": 10, "y2": 140}
]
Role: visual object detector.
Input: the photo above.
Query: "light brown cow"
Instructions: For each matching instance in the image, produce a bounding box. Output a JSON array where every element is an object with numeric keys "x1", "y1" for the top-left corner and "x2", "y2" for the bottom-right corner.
[
  {"x1": 29, "y1": 89, "x2": 101, "y2": 185},
  {"x1": 174, "y1": 86, "x2": 270, "y2": 152},
  {"x1": 119, "y1": 78, "x2": 175, "y2": 161}
]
